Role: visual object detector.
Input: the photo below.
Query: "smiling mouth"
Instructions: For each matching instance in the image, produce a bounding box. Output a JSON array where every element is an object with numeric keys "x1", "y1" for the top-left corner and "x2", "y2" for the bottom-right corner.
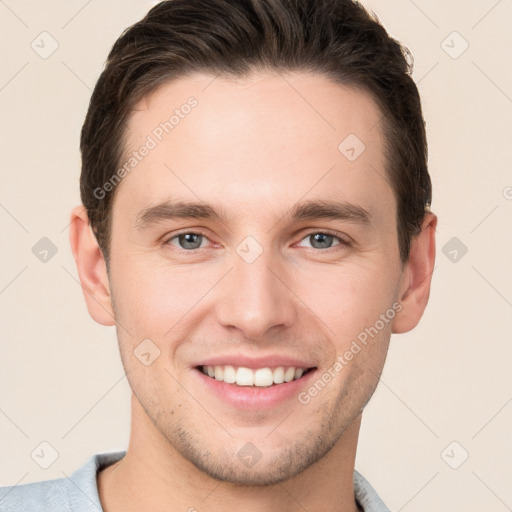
[{"x1": 196, "y1": 365, "x2": 316, "y2": 387}]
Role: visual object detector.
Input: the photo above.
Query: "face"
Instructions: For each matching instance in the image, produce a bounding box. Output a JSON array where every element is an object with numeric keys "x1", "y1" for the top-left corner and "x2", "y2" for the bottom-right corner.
[{"x1": 107, "y1": 71, "x2": 407, "y2": 485}]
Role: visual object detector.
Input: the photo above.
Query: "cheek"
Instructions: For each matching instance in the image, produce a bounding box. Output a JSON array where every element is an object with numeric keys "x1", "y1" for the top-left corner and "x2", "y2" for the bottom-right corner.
[
  {"x1": 293, "y1": 262, "x2": 396, "y2": 339},
  {"x1": 111, "y1": 258, "x2": 210, "y2": 333},
  {"x1": 110, "y1": 242, "x2": 399, "y2": 349}
]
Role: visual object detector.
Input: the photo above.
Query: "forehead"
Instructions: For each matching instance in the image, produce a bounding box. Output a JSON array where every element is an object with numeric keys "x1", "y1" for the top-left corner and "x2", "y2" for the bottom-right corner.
[{"x1": 114, "y1": 71, "x2": 393, "y2": 225}]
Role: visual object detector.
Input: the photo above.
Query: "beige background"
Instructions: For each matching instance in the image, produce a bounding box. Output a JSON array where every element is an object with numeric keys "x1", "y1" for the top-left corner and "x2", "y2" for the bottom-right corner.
[{"x1": 1, "y1": 0, "x2": 511, "y2": 510}]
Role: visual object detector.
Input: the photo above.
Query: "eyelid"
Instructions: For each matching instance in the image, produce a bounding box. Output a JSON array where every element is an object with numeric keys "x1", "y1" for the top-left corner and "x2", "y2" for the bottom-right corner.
[
  {"x1": 163, "y1": 228, "x2": 351, "y2": 252},
  {"x1": 163, "y1": 229, "x2": 214, "y2": 249},
  {"x1": 295, "y1": 229, "x2": 352, "y2": 248}
]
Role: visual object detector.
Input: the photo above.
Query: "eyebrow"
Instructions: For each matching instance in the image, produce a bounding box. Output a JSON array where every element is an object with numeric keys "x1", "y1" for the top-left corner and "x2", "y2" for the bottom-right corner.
[{"x1": 135, "y1": 199, "x2": 372, "y2": 229}]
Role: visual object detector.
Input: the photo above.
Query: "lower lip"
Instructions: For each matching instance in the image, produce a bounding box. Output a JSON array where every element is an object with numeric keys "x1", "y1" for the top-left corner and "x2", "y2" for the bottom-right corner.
[{"x1": 193, "y1": 368, "x2": 317, "y2": 410}]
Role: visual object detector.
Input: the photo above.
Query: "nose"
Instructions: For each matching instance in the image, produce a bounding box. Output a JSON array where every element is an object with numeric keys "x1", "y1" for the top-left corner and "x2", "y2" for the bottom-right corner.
[{"x1": 214, "y1": 247, "x2": 297, "y2": 340}]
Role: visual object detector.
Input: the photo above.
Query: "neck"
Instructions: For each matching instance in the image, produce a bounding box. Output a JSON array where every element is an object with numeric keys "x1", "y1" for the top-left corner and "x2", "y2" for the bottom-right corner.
[{"x1": 97, "y1": 394, "x2": 363, "y2": 512}]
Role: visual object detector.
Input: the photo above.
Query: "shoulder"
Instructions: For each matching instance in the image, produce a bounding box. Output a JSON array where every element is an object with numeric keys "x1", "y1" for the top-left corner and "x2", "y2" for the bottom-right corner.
[
  {"x1": 0, "y1": 451, "x2": 126, "y2": 512},
  {"x1": 0, "y1": 476, "x2": 69, "y2": 512},
  {"x1": 354, "y1": 470, "x2": 391, "y2": 512}
]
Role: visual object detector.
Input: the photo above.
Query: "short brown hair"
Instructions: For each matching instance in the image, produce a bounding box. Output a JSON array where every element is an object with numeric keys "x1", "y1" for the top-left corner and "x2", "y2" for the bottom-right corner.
[{"x1": 80, "y1": 0, "x2": 432, "y2": 266}]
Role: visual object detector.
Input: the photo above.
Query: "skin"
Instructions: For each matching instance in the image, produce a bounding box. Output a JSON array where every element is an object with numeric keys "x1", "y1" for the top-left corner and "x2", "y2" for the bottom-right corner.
[{"x1": 69, "y1": 71, "x2": 437, "y2": 512}]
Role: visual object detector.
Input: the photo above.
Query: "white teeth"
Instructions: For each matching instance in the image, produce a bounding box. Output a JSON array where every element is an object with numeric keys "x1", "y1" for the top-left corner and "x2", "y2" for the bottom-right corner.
[
  {"x1": 273, "y1": 366, "x2": 285, "y2": 384},
  {"x1": 254, "y1": 368, "x2": 274, "y2": 387},
  {"x1": 214, "y1": 365, "x2": 224, "y2": 381},
  {"x1": 200, "y1": 365, "x2": 309, "y2": 386},
  {"x1": 223, "y1": 365, "x2": 236, "y2": 383},
  {"x1": 236, "y1": 367, "x2": 254, "y2": 386},
  {"x1": 284, "y1": 367, "x2": 296, "y2": 382}
]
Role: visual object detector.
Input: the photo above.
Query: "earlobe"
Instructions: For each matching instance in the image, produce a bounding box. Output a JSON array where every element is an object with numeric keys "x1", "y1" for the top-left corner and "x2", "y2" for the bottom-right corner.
[
  {"x1": 391, "y1": 212, "x2": 437, "y2": 334},
  {"x1": 68, "y1": 205, "x2": 116, "y2": 326}
]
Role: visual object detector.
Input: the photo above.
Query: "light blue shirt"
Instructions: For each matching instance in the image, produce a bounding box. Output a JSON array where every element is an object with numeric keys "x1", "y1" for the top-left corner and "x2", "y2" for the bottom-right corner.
[{"x1": 0, "y1": 451, "x2": 390, "y2": 511}]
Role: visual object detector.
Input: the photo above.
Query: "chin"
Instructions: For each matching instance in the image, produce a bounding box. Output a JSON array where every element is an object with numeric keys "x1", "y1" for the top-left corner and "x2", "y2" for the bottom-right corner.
[{"x1": 169, "y1": 423, "x2": 341, "y2": 487}]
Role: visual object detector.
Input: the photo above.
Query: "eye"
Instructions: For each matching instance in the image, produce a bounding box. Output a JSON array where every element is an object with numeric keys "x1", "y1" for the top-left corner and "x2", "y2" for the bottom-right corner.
[
  {"x1": 163, "y1": 230, "x2": 350, "y2": 252},
  {"x1": 165, "y1": 232, "x2": 209, "y2": 250},
  {"x1": 297, "y1": 231, "x2": 349, "y2": 250}
]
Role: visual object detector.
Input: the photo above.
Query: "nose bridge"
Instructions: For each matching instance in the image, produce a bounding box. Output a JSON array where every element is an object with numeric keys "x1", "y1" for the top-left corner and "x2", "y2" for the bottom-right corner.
[{"x1": 215, "y1": 239, "x2": 296, "y2": 338}]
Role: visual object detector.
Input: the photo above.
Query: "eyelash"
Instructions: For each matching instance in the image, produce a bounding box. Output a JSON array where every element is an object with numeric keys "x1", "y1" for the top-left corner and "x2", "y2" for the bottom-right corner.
[{"x1": 162, "y1": 230, "x2": 351, "y2": 252}]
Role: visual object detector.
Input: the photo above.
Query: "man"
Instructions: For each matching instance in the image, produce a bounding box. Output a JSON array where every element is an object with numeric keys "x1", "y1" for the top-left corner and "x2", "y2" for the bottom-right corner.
[{"x1": 0, "y1": 0, "x2": 436, "y2": 510}]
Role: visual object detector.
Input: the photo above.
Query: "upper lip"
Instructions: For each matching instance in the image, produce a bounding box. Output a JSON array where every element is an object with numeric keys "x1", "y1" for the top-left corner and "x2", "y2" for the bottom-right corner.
[{"x1": 193, "y1": 354, "x2": 316, "y2": 370}]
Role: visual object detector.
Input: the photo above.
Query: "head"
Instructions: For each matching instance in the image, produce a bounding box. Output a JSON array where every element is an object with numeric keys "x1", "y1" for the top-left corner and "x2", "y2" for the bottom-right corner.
[{"x1": 71, "y1": 0, "x2": 436, "y2": 487}]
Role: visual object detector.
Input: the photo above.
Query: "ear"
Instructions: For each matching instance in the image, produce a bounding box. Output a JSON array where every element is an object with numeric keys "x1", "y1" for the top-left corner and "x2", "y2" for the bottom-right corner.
[
  {"x1": 68, "y1": 205, "x2": 116, "y2": 326},
  {"x1": 392, "y1": 212, "x2": 437, "y2": 334}
]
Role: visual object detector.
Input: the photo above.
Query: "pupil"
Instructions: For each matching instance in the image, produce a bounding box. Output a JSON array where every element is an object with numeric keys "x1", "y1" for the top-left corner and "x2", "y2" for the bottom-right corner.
[
  {"x1": 180, "y1": 233, "x2": 202, "y2": 249},
  {"x1": 311, "y1": 233, "x2": 332, "y2": 249}
]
